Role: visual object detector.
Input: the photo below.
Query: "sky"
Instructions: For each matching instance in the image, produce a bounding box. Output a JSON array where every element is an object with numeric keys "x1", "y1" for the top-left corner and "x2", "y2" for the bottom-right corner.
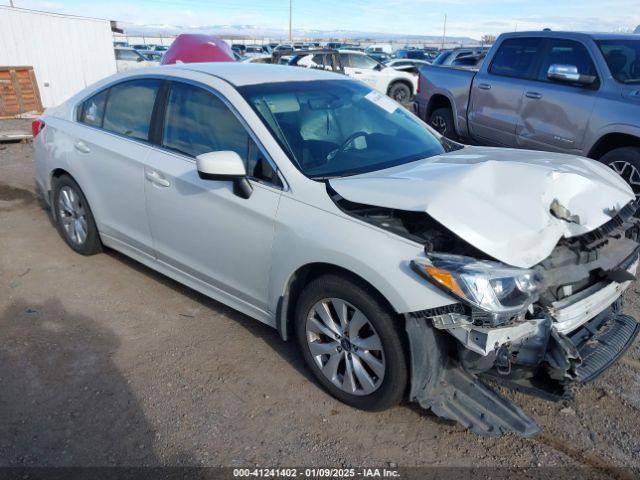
[{"x1": 8, "y1": 0, "x2": 640, "y2": 39}]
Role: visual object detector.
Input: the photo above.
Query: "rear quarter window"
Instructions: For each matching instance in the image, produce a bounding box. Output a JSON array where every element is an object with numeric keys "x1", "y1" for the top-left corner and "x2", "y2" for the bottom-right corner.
[{"x1": 77, "y1": 88, "x2": 109, "y2": 127}]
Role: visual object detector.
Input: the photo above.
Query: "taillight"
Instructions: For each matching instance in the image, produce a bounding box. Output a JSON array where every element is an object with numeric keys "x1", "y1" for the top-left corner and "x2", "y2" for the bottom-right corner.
[
  {"x1": 31, "y1": 119, "x2": 45, "y2": 138},
  {"x1": 416, "y1": 72, "x2": 420, "y2": 94}
]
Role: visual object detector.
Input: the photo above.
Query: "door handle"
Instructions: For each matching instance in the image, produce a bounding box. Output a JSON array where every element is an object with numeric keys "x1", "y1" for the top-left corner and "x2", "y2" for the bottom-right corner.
[
  {"x1": 145, "y1": 170, "x2": 170, "y2": 187},
  {"x1": 525, "y1": 91, "x2": 542, "y2": 99},
  {"x1": 74, "y1": 141, "x2": 90, "y2": 154},
  {"x1": 477, "y1": 83, "x2": 491, "y2": 90}
]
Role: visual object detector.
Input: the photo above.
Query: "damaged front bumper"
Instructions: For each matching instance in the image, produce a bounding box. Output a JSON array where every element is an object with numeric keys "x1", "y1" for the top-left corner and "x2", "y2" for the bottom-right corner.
[
  {"x1": 405, "y1": 234, "x2": 640, "y2": 436},
  {"x1": 406, "y1": 303, "x2": 639, "y2": 437}
]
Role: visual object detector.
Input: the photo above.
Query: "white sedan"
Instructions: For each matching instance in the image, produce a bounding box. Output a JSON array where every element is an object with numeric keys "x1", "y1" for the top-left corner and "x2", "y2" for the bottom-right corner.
[
  {"x1": 295, "y1": 50, "x2": 417, "y2": 103},
  {"x1": 32, "y1": 63, "x2": 640, "y2": 437}
]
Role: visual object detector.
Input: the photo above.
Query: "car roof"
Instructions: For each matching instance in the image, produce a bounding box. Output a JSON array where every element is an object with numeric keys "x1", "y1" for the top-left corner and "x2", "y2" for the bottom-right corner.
[
  {"x1": 157, "y1": 62, "x2": 351, "y2": 86},
  {"x1": 502, "y1": 31, "x2": 640, "y2": 41},
  {"x1": 337, "y1": 49, "x2": 365, "y2": 55}
]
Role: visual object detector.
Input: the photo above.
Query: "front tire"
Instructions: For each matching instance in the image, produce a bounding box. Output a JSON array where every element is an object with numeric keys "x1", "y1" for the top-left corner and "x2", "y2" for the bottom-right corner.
[
  {"x1": 600, "y1": 147, "x2": 640, "y2": 198},
  {"x1": 429, "y1": 107, "x2": 458, "y2": 141},
  {"x1": 295, "y1": 274, "x2": 408, "y2": 411},
  {"x1": 52, "y1": 175, "x2": 102, "y2": 255}
]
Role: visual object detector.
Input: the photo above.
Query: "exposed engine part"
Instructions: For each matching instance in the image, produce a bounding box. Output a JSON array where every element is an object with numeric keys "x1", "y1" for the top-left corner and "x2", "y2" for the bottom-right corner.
[
  {"x1": 435, "y1": 317, "x2": 546, "y2": 357},
  {"x1": 535, "y1": 236, "x2": 639, "y2": 304},
  {"x1": 327, "y1": 186, "x2": 491, "y2": 258}
]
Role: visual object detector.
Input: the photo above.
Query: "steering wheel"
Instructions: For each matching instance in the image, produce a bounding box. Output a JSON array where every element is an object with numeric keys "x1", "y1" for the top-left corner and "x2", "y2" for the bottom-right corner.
[{"x1": 327, "y1": 131, "x2": 369, "y2": 162}]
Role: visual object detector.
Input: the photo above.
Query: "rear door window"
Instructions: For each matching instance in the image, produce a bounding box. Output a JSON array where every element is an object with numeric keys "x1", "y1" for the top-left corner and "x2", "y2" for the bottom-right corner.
[
  {"x1": 350, "y1": 54, "x2": 378, "y2": 69},
  {"x1": 102, "y1": 79, "x2": 161, "y2": 141},
  {"x1": 490, "y1": 37, "x2": 544, "y2": 79}
]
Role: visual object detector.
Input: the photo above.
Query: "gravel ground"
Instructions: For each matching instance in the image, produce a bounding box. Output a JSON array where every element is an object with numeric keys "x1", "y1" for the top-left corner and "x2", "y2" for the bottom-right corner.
[{"x1": 1, "y1": 119, "x2": 640, "y2": 473}]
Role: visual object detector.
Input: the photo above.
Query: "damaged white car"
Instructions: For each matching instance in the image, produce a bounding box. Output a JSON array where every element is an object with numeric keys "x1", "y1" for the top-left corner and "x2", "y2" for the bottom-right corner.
[{"x1": 33, "y1": 64, "x2": 640, "y2": 437}]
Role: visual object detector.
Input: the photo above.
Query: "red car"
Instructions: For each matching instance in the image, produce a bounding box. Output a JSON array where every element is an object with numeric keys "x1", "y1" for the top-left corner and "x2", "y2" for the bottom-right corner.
[{"x1": 161, "y1": 34, "x2": 235, "y2": 65}]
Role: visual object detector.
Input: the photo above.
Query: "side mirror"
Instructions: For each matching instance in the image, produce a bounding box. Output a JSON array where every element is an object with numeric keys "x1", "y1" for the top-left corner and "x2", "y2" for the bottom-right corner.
[
  {"x1": 137, "y1": 56, "x2": 144, "y2": 62},
  {"x1": 547, "y1": 64, "x2": 596, "y2": 86},
  {"x1": 196, "y1": 151, "x2": 253, "y2": 199}
]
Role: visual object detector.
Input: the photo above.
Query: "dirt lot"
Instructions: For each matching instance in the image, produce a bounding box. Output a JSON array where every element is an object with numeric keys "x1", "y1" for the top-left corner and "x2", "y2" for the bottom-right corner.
[{"x1": 1, "y1": 119, "x2": 640, "y2": 472}]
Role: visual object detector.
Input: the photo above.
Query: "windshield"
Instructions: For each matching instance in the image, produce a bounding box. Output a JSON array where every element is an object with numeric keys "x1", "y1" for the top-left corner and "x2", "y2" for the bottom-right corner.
[
  {"x1": 239, "y1": 80, "x2": 458, "y2": 179},
  {"x1": 597, "y1": 40, "x2": 640, "y2": 84}
]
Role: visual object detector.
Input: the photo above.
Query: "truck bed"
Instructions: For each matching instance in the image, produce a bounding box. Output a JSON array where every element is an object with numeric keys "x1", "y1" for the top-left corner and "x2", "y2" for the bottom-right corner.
[{"x1": 415, "y1": 64, "x2": 477, "y2": 137}]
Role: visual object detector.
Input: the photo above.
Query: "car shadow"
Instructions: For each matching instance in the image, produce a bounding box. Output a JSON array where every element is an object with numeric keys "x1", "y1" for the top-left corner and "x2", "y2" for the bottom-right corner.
[
  {"x1": 0, "y1": 298, "x2": 200, "y2": 467},
  {"x1": 104, "y1": 249, "x2": 317, "y2": 386},
  {"x1": 103, "y1": 249, "x2": 462, "y2": 423}
]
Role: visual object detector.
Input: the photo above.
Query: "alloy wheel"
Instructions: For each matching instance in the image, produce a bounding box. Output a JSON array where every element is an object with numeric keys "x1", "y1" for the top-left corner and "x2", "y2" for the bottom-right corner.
[
  {"x1": 431, "y1": 115, "x2": 447, "y2": 135},
  {"x1": 57, "y1": 185, "x2": 88, "y2": 245},
  {"x1": 393, "y1": 90, "x2": 408, "y2": 103},
  {"x1": 609, "y1": 160, "x2": 640, "y2": 197},
  {"x1": 305, "y1": 298, "x2": 385, "y2": 396}
]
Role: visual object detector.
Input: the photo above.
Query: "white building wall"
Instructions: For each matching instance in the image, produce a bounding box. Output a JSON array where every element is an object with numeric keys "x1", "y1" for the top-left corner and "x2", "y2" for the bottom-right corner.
[{"x1": 0, "y1": 6, "x2": 117, "y2": 108}]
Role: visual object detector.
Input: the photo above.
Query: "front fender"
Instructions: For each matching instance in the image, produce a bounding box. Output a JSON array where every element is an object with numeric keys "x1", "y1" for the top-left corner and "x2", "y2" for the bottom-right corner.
[{"x1": 269, "y1": 195, "x2": 456, "y2": 319}]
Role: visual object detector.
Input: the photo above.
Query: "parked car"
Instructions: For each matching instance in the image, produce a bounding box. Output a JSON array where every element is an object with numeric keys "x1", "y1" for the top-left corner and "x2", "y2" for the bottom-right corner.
[
  {"x1": 423, "y1": 48, "x2": 440, "y2": 61},
  {"x1": 137, "y1": 50, "x2": 164, "y2": 62},
  {"x1": 160, "y1": 34, "x2": 235, "y2": 65},
  {"x1": 365, "y1": 44, "x2": 393, "y2": 55},
  {"x1": 232, "y1": 44, "x2": 247, "y2": 55},
  {"x1": 244, "y1": 45, "x2": 272, "y2": 56},
  {"x1": 413, "y1": 31, "x2": 640, "y2": 195},
  {"x1": 293, "y1": 49, "x2": 417, "y2": 102},
  {"x1": 431, "y1": 47, "x2": 488, "y2": 66},
  {"x1": 152, "y1": 45, "x2": 169, "y2": 52},
  {"x1": 368, "y1": 52, "x2": 392, "y2": 63},
  {"x1": 273, "y1": 44, "x2": 294, "y2": 52},
  {"x1": 33, "y1": 63, "x2": 640, "y2": 437},
  {"x1": 450, "y1": 53, "x2": 486, "y2": 69},
  {"x1": 241, "y1": 54, "x2": 273, "y2": 64},
  {"x1": 394, "y1": 49, "x2": 428, "y2": 60},
  {"x1": 113, "y1": 47, "x2": 158, "y2": 72},
  {"x1": 130, "y1": 44, "x2": 149, "y2": 51},
  {"x1": 385, "y1": 59, "x2": 432, "y2": 75}
]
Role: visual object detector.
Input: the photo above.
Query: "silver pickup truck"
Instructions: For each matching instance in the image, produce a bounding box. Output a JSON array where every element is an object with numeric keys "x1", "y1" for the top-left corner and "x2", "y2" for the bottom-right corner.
[{"x1": 413, "y1": 31, "x2": 640, "y2": 195}]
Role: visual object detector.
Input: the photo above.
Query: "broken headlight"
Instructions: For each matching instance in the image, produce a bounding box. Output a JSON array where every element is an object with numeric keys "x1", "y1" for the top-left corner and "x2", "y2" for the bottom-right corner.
[{"x1": 412, "y1": 254, "x2": 543, "y2": 325}]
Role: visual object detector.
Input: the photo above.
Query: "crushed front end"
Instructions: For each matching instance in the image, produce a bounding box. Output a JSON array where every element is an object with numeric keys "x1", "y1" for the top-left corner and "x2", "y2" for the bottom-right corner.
[{"x1": 407, "y1": 200, "x2": 640, "y2": 437}]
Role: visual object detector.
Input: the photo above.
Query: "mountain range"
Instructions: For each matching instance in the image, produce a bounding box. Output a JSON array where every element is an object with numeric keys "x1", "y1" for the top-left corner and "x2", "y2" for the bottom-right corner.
[{"x1": 120, "y1": 22, "x2": 478, "y2": 44}]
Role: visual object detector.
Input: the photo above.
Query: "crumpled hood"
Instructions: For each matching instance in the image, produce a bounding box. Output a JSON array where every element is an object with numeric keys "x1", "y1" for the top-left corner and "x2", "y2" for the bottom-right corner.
[{"x1": 329, "y1": 146, "x2": 635, "y2": 268}]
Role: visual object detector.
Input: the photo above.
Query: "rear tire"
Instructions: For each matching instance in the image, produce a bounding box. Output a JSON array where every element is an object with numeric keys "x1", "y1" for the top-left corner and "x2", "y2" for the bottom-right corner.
[
  {"x1": 294, "y1": 274, "x2": 408, "y2": 411},
  {"x1": 429, "y1": 107, "x2": 458, "y2": 141},
  {"x1": 52, "y1": 175, "x2": 102, "y2": 255},
  {"x1": 388, "y1": 82, "x2": 412, "y2": 104},
  {"x1": 600, "y1": 147, "x2": 640, "y2": 198}
]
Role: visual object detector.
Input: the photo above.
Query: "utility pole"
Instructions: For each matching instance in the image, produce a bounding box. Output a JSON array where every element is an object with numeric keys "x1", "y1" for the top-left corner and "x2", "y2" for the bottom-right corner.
[
  {"x1": 441, "y1": 14, "x2": 447, "y2": 49},
  {"x1": 289, "y1": 0, "x2": 292, "y2": 42},
  {"x1": 9, "y1": 0, "x2": 14, "y2": 7}
]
